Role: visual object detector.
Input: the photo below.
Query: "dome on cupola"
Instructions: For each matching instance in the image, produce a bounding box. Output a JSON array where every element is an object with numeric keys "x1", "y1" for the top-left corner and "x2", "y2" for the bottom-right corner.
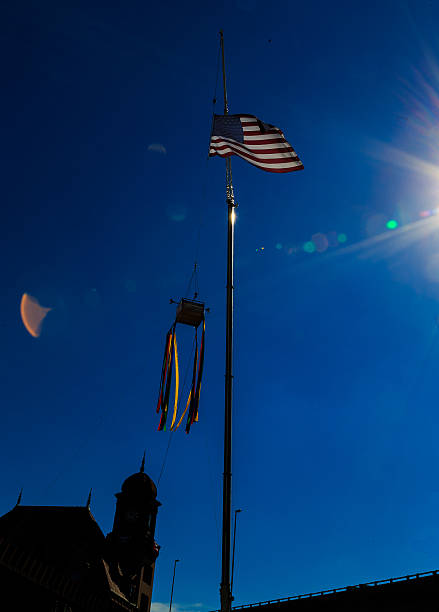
[{"x1": 121, "y1": 453, "x2": 157, "y2": 500}]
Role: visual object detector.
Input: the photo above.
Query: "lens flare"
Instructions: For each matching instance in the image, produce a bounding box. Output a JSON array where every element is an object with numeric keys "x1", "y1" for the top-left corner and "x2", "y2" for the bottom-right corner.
[
  {"x1": 20, "y1": 293, "x2": 52, "y2": 338},
  {"x1": 333, "y1": 214, "x2": 439, "y2": 261},
  {"x1": 304, "y1": 241, "x2": 316, "y2": 253},
  {"x1": 312, "y1": 233, "x2": 329, "y2": 253},
  {"x1": 386, "y1": 220, "x2": 398, "y2": 229}
]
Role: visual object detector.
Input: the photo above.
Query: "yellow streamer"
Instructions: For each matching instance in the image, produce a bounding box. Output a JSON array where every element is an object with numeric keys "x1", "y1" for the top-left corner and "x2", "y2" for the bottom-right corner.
[
  {"x1": 172, "y1": 342, "x2": 198, "y2": 431},
  {"x1": 169, "y1": 332, "x2": 179, "y2": 430},
  {"x1": 172, "y1": 389, "x2": 192, "y2": 431}
]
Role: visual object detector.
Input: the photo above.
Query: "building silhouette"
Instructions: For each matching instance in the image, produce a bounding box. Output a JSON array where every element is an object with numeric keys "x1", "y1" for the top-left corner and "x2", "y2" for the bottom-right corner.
[
  {"x1": 0, "y1": 457, "x2": 160, "y2": 611},
  {"x1": 224, "y1": 569, "x2": 439, "y2": 612},
  {"x1": 7, "y1": 456, "x2": 439, "y2": 612}
]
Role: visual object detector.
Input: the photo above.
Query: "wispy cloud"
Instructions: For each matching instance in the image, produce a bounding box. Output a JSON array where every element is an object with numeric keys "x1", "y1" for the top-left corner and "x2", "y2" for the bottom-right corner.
[{"x1": 148, "y1": 143, "x2": 167, "y2": 154}]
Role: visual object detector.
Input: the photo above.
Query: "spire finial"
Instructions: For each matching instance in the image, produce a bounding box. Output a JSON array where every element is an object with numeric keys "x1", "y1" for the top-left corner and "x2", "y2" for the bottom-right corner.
[
  {"x1": 16, "y1": 488, "x2": 22, "y2": 506},
  {"x1": 140, "y1": 451, "x2": 145, "y2": 473},
  {"x1": 86, "y1": 488, "x2": 92, "y2": 508}
]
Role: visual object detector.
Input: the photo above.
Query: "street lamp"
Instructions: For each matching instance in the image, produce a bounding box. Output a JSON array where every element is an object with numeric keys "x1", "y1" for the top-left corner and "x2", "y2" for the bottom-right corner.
[
  {"x1": 231, "y1": 509, "x2": 242, "y2": 598},
  {"x1": 169, "y1": 559, "x2": 180, "y2": 612}
]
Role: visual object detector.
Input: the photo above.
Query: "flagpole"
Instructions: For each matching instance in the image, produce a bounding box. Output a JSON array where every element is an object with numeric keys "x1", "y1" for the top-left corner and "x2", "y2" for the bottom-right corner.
[
  {"x1": 212, "y1": 32, "x2": 303, "y2": 612},
  {"x1": 222, "y1": 157, "x2": 234, "y2": 611},
  {"x1": 219, "y1": 29, "x2": 235, "y2": 612}
]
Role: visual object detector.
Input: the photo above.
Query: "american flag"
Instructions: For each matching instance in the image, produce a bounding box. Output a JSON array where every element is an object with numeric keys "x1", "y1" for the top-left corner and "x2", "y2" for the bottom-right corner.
[{"x1": 209, "y1": 114, "x2": 304, "y2": 173}]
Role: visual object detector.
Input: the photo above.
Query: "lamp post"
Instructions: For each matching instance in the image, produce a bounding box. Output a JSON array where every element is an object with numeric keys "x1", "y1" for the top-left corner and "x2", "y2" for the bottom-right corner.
[
  {"x1": 169, "y1": 559, "x2": 180, "y2": 612},
  {"x1": 231, "y1": 509, "x2": 242, "y2": 599}
]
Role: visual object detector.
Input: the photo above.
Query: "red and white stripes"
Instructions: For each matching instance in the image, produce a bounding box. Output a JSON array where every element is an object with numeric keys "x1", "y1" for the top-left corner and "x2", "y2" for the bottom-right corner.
[{"x1": 209, "y1": 114, "x2": 304, "y2": 173}]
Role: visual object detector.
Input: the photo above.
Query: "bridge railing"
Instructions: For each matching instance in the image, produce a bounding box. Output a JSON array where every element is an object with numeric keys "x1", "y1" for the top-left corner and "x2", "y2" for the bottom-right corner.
[{"x1": 210, "y1": 569, "x2": 439, "y2": 612}]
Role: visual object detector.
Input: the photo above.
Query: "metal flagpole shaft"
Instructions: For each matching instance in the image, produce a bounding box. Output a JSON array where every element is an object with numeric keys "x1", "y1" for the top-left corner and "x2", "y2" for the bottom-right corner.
[
  {"x1": 219, "y1": 29, "x2": 235, "y2": 612},
  {"x1": 220, "y1": 31, "x2": 229, "y2": 115},
  {"x1": 169, "y1": 559, "x2": 180, "y2": 612},
  {"x1": 231, "y1": 509, "x2": 242, "y2": 597}
]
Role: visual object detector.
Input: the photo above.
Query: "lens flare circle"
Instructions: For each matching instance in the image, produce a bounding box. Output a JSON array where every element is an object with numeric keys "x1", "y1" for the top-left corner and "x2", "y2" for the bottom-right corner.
[{"x1": 386, "y1": 220, "x2": 399, "y2": 230}]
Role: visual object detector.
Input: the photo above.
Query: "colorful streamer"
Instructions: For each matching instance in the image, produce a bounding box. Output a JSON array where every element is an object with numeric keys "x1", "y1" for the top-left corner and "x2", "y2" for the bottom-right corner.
[
  {"x1": 169, "y1": 335, "x2": 179, "y2": 430},
  {"x1": 156, "y1": 329, "x2": 172, "y2": 415},
  {"x1": 157, "y1": 325, "x2": 178, "y2": 431},
  {"x1": 186, "y1": 319, "x2": 205, "y2": 433},
  {"x1": 156, "y1": 312, "x2": 205, "y2": 435}
]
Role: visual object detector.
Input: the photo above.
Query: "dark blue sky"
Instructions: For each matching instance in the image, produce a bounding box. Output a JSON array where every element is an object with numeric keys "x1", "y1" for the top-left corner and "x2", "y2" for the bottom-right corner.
[{"x1": 3, "y1": 0, "x2": 439, "y2": 610}]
